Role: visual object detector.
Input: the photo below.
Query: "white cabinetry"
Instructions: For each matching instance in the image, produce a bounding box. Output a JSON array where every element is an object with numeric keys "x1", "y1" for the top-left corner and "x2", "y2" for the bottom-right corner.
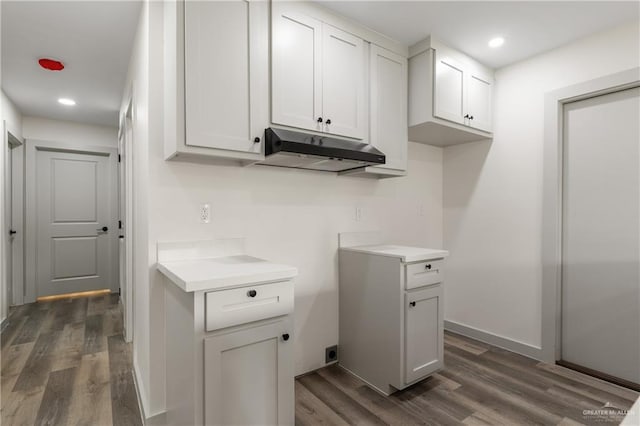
[
  {"x1": 409, "y1": 36, "x2": 494, "y2": 146},
  {"x1": 164, "y1": 0, "x2": 268, "y2": 162},
  {"x1": 159, "y1": 240, "x2": 297, "y2": 425},
  {"x1": 338, "y1": 233, "x2": 448, "y2": 395},
  {"x1": 272, "y1": 7, "x2": 366, "y2": 140}
]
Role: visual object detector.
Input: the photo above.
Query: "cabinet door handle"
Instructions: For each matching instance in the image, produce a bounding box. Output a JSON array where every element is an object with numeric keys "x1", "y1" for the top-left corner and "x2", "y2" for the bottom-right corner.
[
  {"x1": 469, "y1": 116, "x2": 474, "y2": 120},
  {"x1": 247, "y1": 289, "x2": 257, "y2": 298},
  {"x1": 254, "y1": 137, "x2": 260, "y2": 143},
  {"x1": 282, "y1": 333, "x2": 290, "y2": 341},
  {"x1": 409, "y1": 301, "x2": 416, "y2": 307},
  {"x1": 325, "y1": 119, "x2": 332, "y2": 125},
  {"x1": 317, "y1": 117, "x2": 323, "y2": 123},
  {"x1": 464, "y1": 114, "x2": 469, "y2": 119},
  {"x1": 425, "y1": 264, "x2": 432, "y2": 270}
]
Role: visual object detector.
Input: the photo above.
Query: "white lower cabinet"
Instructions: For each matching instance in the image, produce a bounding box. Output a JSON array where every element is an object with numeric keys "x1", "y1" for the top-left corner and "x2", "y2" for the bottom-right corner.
[
  {"x1": 339, "y1": 241, "x2": 448, "y2": 395},
  {"x1": 405, "y1": 284, "x2": 444, "y2": 383},
  {"x1": 204, "y1": 318, "x2": 294, "y2": 426}
]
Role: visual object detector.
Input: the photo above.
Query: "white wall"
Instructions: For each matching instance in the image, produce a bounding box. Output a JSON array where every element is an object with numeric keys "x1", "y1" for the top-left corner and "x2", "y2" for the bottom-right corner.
[
  {"x1": 2, "y1": 91, "x2": 23, "y2": 140},
  {"x1": 22, "y1": 116, "x2": 117, "y2": 146},
  {"x1": 444, "y1": 21, "x2": 640, "y2": 352}
]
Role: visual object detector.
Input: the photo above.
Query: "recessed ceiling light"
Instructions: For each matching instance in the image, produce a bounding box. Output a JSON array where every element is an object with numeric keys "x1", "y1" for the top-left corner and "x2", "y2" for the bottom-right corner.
[
  {"x1": 58, "y1": 98, "x2": 76, "y2": 106},
  {"x1": 488, "y1": 37, "x2": 505, "y2": 48}
]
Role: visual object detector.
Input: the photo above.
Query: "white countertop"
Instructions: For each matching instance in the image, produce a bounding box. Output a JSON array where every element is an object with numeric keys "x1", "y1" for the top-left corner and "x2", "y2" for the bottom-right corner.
[
  {"x1": 622, "y1": 396, "x2": 640, "y2": 425},
  {"x1": 157, "y1": 255, "x2": 298, "y2": 293},
  {"x1": 340, "y1": 244, "x2": 449, "y2": 263}
]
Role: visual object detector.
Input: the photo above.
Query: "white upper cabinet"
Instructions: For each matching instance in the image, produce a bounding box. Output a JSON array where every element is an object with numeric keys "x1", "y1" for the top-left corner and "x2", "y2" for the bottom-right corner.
[
  {"x1": 369, "y1": 45, "x2": 407, "y2": 172},
  {"x1": 409, "y1": 36, "x2": 494, "y2": 147},
  {"x1": 164, "y1": 0, "x2": 268, "y2": 162},
  {"x1": 272, "y1": 7, "x2": 367, "y2": 140},
  {"x1": 271, "y1": 12, "x2": 323, "y2": 134}
]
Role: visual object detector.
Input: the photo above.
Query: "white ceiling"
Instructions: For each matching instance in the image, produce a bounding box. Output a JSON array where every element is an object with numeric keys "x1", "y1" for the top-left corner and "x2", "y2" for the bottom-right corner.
[
  {"x1": 1, "y1": 1, "x2": 142, "y2": 127},
  {"x1": 318, "y1": 1, "x2": 639, "y2": 68}
]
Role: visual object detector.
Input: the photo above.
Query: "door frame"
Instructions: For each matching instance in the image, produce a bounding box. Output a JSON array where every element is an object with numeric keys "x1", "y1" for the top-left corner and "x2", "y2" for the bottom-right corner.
[
  {"x1": 119, "y1": 96, "x2": 134, "y2": 343},
  {"x1": 24, "y1": 139, "x2": 119, "y2": 303},
  {"x1": 541, "y1": 67, "x2": 640, "y2": 363}
]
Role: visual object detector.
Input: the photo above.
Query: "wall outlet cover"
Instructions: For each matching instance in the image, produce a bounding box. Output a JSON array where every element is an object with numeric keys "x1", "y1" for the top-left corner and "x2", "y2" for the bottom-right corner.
[{"x1": 325, "y1": 345, "x2": 338, "y2": 364}]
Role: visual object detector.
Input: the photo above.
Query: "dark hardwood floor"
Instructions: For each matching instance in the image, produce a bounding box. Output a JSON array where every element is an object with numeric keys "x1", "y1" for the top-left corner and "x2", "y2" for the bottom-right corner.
[
  {"x1": 296, "y1": 332, "x2": 639, "y2": 426},
  {"x1": 1, "y1": 294, "x2": 142, "y2": 426},
  {"x1": 3, "y1": 295, "x2": 637, "y2": 426}
]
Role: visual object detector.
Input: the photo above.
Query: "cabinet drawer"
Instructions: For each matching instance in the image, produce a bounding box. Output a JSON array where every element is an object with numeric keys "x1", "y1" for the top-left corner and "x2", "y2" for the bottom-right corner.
[
  {"x1": 405, "y1": 259, "x2": 444, "y2": 290},
  {"x1": 206, "y1": 281, "x2": 294, "y2": 331}
]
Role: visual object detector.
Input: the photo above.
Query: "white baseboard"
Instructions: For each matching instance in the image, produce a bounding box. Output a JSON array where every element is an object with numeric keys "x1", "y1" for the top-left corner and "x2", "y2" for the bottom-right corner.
[
  {"x1": 444, "y1": 320, "x2": 543, "y2": 361},
  {"x1": 133, "y1": 359, "x2": 166, "y2": 425}
]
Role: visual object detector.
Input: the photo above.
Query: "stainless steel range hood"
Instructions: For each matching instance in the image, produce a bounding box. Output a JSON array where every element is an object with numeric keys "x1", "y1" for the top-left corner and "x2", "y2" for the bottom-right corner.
[{"x1": 258, "y1": 128, "x2": 385, "y2": 172}]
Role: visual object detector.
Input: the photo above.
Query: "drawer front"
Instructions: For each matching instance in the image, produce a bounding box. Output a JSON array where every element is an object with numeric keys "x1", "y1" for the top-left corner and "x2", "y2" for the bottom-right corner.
[
  {"x1": 405, "y1": 259, "x2": 444, "y2": 290},
  {"x1": 206, "y1": 281, "x2": 294, "y2": 331}
]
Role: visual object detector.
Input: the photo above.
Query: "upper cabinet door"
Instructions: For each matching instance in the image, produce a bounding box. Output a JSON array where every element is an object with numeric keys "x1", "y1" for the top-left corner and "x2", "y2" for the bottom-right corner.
[
  {"x1": 184, "y1": 0, "x2": 268, "y2": 153},
  {"x1": 433, "y1": 52, "x2": 465, "y2": 125},
  {"x1": 369, "y1": 45, "x2": 407, "y2": 171},
  {"x1": 272, "y1": 11, "x2": 323, "y2": 133},
  {"x1": 466, "y1": 71, "x2": 493, "y2": 132},
  {"x1": 321, "y1": 25, "x2": 366, "y2": 139}
]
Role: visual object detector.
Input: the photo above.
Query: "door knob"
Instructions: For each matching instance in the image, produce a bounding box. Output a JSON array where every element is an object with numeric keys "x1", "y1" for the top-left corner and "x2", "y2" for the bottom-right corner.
[
  {"x1": 254, "y1": 137, "x2": 260, "y2": 143},
  {"x1": 97, "y1": 226, "x2": 108, "y2": 232},
  {"x1": 409, "y1": 301, "x2": 416, "y2": 307},
  {"x1": 247, "y1": 289, "x2": 257, "y2": 298},
  {"x1": 9, "y1": 229, "x2": 16, "y2": 235},
  {"x1": 282, "y1": 333, "x2": 290, "y2": 341}
]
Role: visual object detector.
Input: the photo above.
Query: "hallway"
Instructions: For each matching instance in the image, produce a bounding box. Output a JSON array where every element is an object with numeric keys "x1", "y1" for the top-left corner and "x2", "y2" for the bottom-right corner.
[{"x1": 1, "y1": 294, "x2": 142, "y2": 425}]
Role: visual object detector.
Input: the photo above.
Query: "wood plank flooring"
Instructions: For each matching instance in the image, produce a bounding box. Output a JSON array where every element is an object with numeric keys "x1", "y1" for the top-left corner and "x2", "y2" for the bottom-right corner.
[
  {"x1": 1, "y1": 294, "x2": 142, "y2": 426},
  {"x1": 296, "y1": 332, "x2": 639, "y2": 426}
]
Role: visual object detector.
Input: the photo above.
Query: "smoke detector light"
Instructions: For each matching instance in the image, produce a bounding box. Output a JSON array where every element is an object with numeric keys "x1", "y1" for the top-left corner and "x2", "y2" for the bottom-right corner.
[
  {"x1": 488, "y1": 37, "x2": 505, "y2": 48},
  {"x1": 58, "y1": 98, "x2": 76, "y2": 106}
]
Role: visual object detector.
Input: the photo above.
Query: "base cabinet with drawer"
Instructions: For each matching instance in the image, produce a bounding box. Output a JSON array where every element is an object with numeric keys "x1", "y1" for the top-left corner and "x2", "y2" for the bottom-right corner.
[
  {"x1": 339, "y1": 244, "x2": 448, "y2": 395},
  {"x1": 162, "y1": 264, "x2": 296, "y2": 425}
]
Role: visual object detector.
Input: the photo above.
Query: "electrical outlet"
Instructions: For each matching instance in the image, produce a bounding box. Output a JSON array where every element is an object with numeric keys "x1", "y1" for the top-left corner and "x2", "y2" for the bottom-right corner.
[
  {"x1": 355, "y1": 207, "x2": 362, "y2": 222},
  {"x1": 200, "y1": 204, "x2": 210, "y2": 223},
  {"x1": 325, "y1": 345, "x2": 338, "y2": 364}
]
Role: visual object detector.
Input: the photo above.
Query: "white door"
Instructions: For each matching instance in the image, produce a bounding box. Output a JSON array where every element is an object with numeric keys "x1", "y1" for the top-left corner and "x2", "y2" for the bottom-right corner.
[
  {"x1": 369, "y1": 45, "x2": 407, "y2": 171},
  {"x1": 433, "y1": 52, "x2": 465, "y2": 125},
  {"x1": 562, "y1": 87, "x2": 640, "y2": 386},
  {"x1": 184, "y1": 0, "x2": 268, "y2": 153},
  {"x1": 271, "y1": 10, "x2": 323, "y2": 133},
  {"x1": 405, "y1": 284, "x2": 443, "y2": 384},
  {"x1": 321, "y1": 24, "x2": 365, "y2": 139},
  {"x1": 204, "y1": 319, "x2": 294, "y2": 425},
  {"x1": 36, "y1": 149, "x2": 116, "y2": 297},
  {"x1": 466, "y1": 71, "x2": 493, "y2": 132}
]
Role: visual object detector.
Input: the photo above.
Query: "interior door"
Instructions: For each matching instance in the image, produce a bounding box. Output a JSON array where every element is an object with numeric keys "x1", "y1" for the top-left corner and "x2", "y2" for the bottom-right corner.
[
  {"x1": 271, "y1": 9, "x2": 323, "y2": 133},
  {"x1": 184, "y1": 0, "x2": 267, "y2": 153},
  {"x1": 36, "y1": 149, "x2": 114, "y2": 297},
  {"x1": 433, "y1": 51, "x2": 465, "y2": 125},
  {"x1": 405, "y1": 284, "x2": 443, "y2": 384},
  {"x1": 466, "y1": 71, "x2": 493, "y2": 132},
  {"x1": 321, "y1": 24, "x2": 365, "y2": 139},
  {"x1": 369, "y1": 45, "x2": 407, "y2": 171},
  {"x1": 562, "y1": 87, "x2": 640, "y2": 386}
]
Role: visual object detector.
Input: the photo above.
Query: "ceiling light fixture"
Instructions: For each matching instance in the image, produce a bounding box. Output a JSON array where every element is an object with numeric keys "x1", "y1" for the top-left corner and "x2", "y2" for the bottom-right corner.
[
  {"x1": 58, "y1": 98, "x2": 76, "y2": 106},
  {"x1": 488, "y1": 37, "x2": 505, "y2": 48}
]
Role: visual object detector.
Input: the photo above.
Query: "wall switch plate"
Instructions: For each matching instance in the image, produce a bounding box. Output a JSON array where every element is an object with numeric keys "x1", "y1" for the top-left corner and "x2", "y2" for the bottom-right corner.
[
  {"x1": 325, "y1": 345, "x2": 338, "y2": 364},
  {"x1": 200, "y1": 204, "x2": 210, "y2": 223}
]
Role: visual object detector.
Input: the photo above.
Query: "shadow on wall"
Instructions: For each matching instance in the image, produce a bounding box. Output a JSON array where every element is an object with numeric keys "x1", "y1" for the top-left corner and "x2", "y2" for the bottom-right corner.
[{"x1": 443, "y1": 139, "x2": 492, "y2": 210}]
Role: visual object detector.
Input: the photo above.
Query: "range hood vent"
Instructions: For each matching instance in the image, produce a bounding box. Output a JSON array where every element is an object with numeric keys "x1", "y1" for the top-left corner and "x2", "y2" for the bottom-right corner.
[{"x1": 258, "y1": 128, "x2": 385, "y2": 172}]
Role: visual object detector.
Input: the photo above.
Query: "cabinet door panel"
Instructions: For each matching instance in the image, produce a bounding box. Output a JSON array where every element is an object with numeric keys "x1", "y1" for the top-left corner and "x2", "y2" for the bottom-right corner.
[
  {"x1": 370, "y1": 45, "x2": 407, "y2": 171},
  {"x1": 322, "y1": 25, "x2": 366, "y2": 139},
  {"x1": 467, "y1": 72, "x2": 493, "y2": 132},
  {"x1": 433, "y1": 52, "x2": 465, "y2": 125},
  {"x1": 204, "y1": 319, "x2": 294, "y2": 425},
  {"x1": 184, "y1": 0, "x2": 266, "y2": 153},
  {"x1": 272, "y1": 11, "x2": 323, "y2": 133},
  {"x1": 405, "y1": 285, "x2": 443, "y2": 384}
]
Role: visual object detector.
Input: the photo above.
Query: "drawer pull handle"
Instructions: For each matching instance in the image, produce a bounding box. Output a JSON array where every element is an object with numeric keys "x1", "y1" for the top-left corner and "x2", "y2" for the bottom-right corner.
[
  {"x1": 425, "y1": 264, "x2": 432, "y2": 270},
  {"x1": 409, "y1": 301, "x2": 416, "y2": 307},
  {"x1": 247, "y1": 289, "x2": 257, "y2": 298},
  {"x1": 282, "y1": 333, "x2": 290, "y2": 341}
]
